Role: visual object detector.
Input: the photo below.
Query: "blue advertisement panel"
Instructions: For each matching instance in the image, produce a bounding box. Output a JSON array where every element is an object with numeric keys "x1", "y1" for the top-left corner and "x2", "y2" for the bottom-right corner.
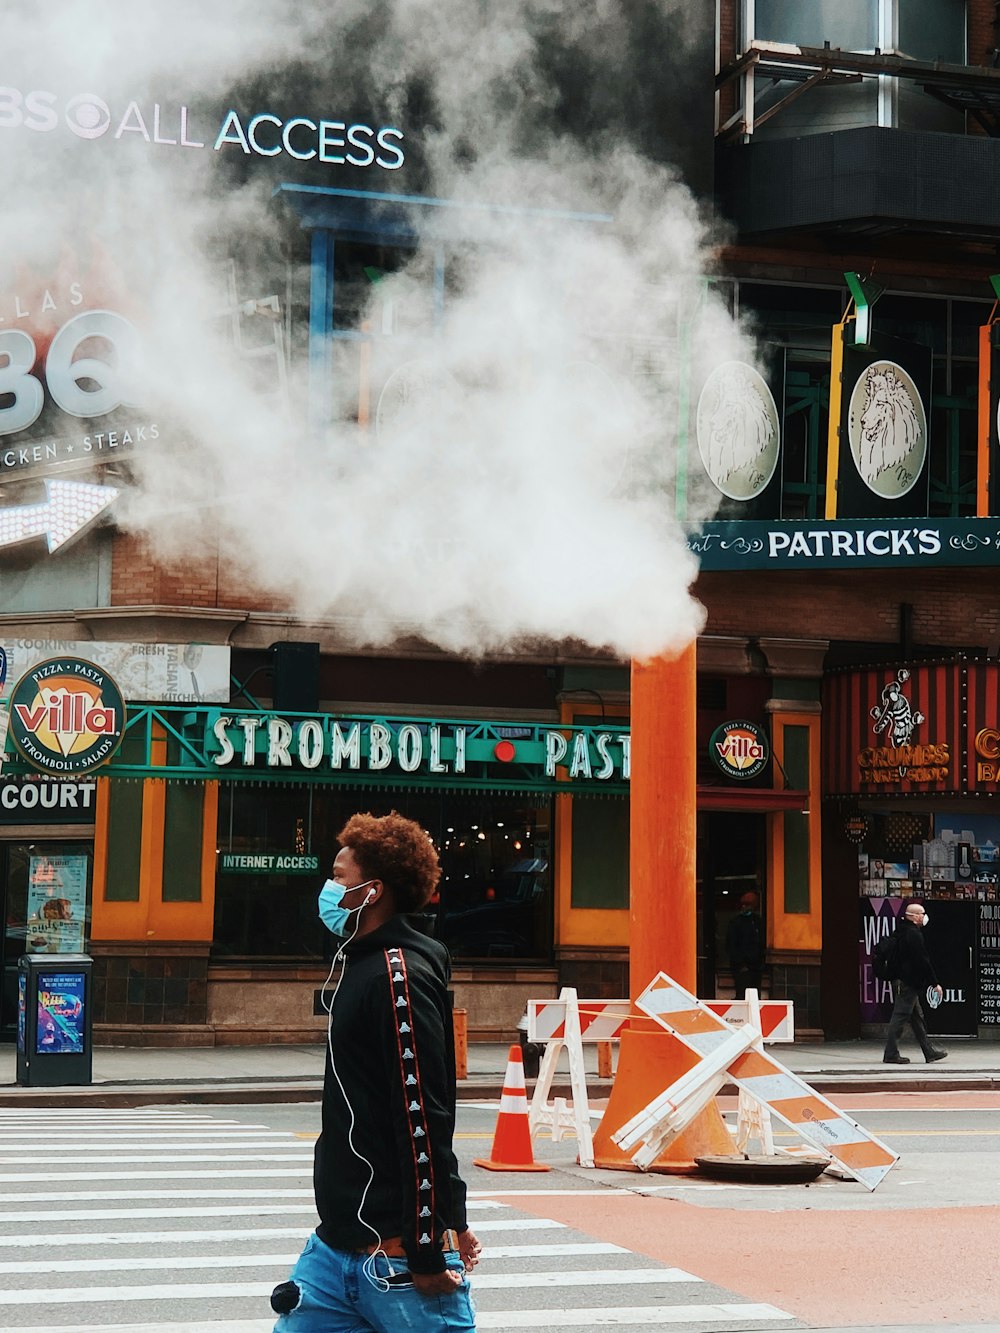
[
  {"x1": 16, "y1": 972, "x2": 25, "y2": 1054},
  {"x1": 36, "y1": 972, "x2": 86, "y2": 1055}
]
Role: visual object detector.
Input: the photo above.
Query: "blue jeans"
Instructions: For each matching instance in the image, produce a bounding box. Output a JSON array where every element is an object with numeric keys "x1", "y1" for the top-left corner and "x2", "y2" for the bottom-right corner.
[{"x1": 272, "y1": 1232, "x2": 477, "y2": 1332}]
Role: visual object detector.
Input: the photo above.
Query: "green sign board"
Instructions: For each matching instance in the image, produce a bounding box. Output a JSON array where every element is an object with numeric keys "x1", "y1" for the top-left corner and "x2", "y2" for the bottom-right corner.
[
  {"x1": 689, "y1": 519, "x2": 1000, "y2": 571},
  {"x1": 219, "y1": 853, "x2": 320, "y2": 875}
]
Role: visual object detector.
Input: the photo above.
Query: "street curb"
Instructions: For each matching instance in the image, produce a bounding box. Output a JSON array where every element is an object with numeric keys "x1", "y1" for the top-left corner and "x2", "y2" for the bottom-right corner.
[{"x1": 1, "y1": 1074, "x2": 997, "y2": 1107}]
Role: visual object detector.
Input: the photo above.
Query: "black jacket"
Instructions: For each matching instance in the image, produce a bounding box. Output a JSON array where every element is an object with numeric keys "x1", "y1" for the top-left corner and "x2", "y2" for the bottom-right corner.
[
  {"x1": 892, "y1": 917, "x2": 939, "y2": 990},
  {"x1": 314, "y1": 916, "x2": 467, "y2": 1274},
  {"x1": 726, "y1": 911, "x2": 764, "y2": 970}
]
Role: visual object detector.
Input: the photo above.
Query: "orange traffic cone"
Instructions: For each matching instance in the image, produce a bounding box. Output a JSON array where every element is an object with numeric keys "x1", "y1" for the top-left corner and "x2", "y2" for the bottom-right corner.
[{"x1": 474, "y1": 1044, "x2": 551, "y2": 1172}]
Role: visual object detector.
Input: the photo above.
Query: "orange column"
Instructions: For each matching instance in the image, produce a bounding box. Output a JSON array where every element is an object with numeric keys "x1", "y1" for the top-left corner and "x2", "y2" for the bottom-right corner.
[
  {"x1": 591, "y1": 643, "x2": 735, "y2": 1172},
  {"x1": 629, "y1": 646, "x2": 696, "y2": 998}
]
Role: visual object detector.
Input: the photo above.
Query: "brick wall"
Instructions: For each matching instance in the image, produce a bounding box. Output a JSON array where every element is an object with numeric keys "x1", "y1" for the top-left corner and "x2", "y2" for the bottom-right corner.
[
  {"x1": 110, "y1": 530, "x2": 286, "y2": 612},
  {"x1": 698, "y1": 568, "x2": 1000, "y2": 652},
  {"x1": 969, "y1": 0, "x2": 997, "y2": 67}
]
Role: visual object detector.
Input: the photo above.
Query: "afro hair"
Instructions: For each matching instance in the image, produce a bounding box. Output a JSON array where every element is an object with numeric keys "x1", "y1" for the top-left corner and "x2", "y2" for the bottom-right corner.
[{"x1": 336, "y1": 811, "x2": 441, "y2": 914}]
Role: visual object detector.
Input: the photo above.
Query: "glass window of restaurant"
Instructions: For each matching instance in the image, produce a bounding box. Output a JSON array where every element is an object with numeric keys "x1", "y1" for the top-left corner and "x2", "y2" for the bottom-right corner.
[{"x1": 213, "y1": 786, "x2": 553, "y2": 962}]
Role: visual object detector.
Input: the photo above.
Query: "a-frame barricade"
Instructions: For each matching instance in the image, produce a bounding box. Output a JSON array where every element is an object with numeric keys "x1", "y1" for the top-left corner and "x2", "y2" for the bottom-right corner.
[{"x1": 614, "y1": 972, "x2": 899, "y2": 1191}]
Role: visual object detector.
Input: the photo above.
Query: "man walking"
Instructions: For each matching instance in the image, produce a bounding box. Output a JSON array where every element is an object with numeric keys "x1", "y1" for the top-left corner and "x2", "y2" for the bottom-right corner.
[
  {"x1": 883, "y1": 900, "x2": 948, "y2": 1066},
  {"x1": 271, "y1": 811, "x2": 480, "y2": 1331},
  {"x1": 727, "y1": 890, "x2": 765, "y2": 998}
]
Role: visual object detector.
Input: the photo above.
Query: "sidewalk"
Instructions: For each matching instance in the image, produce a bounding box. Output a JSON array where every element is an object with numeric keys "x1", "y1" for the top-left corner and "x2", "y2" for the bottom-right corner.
[{"x1": 3, "y1": 1037, "x2": 1000, "y2": 1106}]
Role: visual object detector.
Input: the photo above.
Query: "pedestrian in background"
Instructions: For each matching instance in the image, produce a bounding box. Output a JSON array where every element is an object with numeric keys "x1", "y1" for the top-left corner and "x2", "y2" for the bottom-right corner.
[
  {"x1": 271, "y1": 811, "x2": 480, "y2": 1332},
  {"x1": 727, "y1": 890, "x2": 765, "y2": 998},
  {"x1": 883, "y1": 901, "x2": 948, "y2": 1066}
]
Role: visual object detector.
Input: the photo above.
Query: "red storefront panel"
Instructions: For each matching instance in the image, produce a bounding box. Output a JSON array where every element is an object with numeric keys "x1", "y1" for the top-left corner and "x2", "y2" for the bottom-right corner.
[
  {"x1": 967, "y1": 663, "x2": 1000, "y2": 793},
  {"x1": 824, "y1": 664, "x2": 961, "y2": 797}
]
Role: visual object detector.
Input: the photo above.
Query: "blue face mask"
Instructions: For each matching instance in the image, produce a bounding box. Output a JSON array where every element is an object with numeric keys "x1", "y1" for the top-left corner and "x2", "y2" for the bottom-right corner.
[{"x1": 318, "y1": 879, "x2": 374, "y2": 937}]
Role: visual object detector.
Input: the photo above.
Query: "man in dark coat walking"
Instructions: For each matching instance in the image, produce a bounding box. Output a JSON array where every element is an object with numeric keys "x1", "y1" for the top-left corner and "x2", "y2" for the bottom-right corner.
[
  {"x1": 883, "y1": 901, "x2": 948, "y2": 1065},
  {"x1": 726, "y1": 890, "x2": 765, "y2": 998}
]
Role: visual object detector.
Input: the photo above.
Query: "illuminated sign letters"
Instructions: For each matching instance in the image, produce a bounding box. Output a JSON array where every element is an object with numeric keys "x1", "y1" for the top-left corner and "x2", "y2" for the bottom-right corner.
[{"x1": 0, "y1": 87, "x2": 406, "y2": 171}]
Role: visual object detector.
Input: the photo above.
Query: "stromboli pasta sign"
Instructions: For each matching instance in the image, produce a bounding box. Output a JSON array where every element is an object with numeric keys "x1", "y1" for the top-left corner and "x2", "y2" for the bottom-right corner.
[{"x1": 208, "y1": 713, "x2": 631, "y2": 788}]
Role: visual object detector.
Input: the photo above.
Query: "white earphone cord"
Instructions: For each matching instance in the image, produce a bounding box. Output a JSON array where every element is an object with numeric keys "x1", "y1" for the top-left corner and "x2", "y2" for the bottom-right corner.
[{"x1": 320, "y1": 895, "x2": 393, "y2": 1293}]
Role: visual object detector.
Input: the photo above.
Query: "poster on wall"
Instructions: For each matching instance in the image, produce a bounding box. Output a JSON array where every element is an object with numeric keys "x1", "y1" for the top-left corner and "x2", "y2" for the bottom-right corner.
[
  {"x1": 980, "y1": 903, "x2": 1000, "y2": 1025},
  {"x1": 35, "y1": 972, "x2": 86, "y2": 1054},
  {"x1": 17, "y1": 973, "x2": 26, "y2": 1054},
  {"x1": 859, "y1": 896, "x2": 904, "y2": 1024},
  {"x1": 26, "y1": 854, "x2": 88, "y2": 953},
  {"x1": 0, "y1": 641, "x2": 230, "y2": 705}
]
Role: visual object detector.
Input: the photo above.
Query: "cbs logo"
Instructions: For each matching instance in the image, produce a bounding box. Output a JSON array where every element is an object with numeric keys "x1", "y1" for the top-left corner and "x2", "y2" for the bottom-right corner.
[{"x1": 0, "y1": 88, "x2": 112, "y2": 139}]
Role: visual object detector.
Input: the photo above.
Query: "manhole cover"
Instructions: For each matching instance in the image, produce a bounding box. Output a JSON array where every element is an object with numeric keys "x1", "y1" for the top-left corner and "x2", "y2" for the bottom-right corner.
[{"x1": 695, "y1": 1154, "x2": 828, "y2": 1184}]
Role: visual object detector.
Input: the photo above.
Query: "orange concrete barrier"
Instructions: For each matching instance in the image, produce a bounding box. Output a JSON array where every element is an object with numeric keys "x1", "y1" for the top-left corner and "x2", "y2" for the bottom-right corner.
[
  {"x1": 597, "y1": 1040, "x2": 613, "y2": 1079},
  {"x1": 453, "y1": 1008, "x2": 468, "y2": 1081},
  {"x1": 591, "y1": 1024, "x2": 736, "y2": 1173}
]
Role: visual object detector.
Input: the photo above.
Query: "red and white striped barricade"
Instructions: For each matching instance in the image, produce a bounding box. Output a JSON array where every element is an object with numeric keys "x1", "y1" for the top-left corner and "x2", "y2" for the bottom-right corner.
[{"x1": 613, "y1": 972, "x2": 899, "y2": 1190}]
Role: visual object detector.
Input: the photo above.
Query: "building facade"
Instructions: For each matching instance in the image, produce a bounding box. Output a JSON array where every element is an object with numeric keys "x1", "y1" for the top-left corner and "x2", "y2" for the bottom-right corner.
[{"x1": 4, "y1": 2, "x2": 1000, "y2": 1047}]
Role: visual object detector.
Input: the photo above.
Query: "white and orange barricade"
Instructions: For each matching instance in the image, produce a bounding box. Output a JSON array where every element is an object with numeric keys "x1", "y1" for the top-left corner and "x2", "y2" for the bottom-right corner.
[
  {"x1": 613, "y1": 972, "x2": 899, "y2": 1190},
  {"x1": 526, "y1": 988, "x2": 607, "y2": 1167},
  {"x1": 526, "y1": 989, "x2": 795, "y2": 1170}
]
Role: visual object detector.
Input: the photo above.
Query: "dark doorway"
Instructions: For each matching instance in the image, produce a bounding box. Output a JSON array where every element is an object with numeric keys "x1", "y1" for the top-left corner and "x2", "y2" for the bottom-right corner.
[{"x1": 697, "y1": 811, "x2": 766, "y2": 1000}]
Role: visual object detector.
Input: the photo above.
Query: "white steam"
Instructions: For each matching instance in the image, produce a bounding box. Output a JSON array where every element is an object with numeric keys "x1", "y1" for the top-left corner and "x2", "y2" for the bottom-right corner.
[{"x1": 1, "y1": 1, "x2": 753, "y2": 660}]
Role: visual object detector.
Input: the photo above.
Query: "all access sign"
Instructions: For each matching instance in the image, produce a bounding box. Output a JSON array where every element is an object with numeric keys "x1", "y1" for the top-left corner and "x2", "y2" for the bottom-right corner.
[{"x1": 8, "y1": 657, "x2": 126, "y2": 773}]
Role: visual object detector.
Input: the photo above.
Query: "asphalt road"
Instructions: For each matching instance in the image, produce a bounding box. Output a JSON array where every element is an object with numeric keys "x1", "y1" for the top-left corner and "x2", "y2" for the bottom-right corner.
[{"x1": 0, "y1": 1094, "x2": 997, "y2": 1331}]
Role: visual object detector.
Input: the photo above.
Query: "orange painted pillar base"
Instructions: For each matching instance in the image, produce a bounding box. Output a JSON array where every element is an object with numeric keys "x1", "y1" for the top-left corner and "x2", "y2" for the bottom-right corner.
[{"x1": 591, "y1": 1025, "x2": 736, "y2": 1173}]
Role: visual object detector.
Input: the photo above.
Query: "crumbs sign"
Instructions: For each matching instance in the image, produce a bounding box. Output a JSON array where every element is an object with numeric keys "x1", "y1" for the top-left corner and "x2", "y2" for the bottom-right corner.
[{"x1": 8, "y1": 657, "x2": 126, "y2": 774}]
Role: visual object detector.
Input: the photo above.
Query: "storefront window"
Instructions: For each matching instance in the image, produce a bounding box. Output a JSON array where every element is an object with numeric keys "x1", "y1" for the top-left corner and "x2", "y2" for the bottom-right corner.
[
  {"x1": 745, "y1": 2, "x2": 967, "y2": 138},
  {"x1": 213, "y1": 787, "x2": 553, "y2": 962},
  {"x1": 754, "y1": 1, "x2": 876, "y2": 52},
  {"x1": 897, "y1": 0, "x2": 965, "y2": 63}
]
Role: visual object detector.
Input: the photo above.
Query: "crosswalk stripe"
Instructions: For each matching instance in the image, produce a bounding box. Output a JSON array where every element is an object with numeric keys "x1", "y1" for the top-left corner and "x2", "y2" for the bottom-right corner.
[
  {"x1": 0, "y1": 1221, "x2": 563, "y2": 1273},
  {"x1": 0, "y1": 1168, "x2": 310, "y2": 1182},
  {"x1": 0, "y1": 1227, "x2": 311, "y2": 1249},
  {"x1": 0, "y1": 1130, "x2": 285, "y2": 1139},
  {"x1": 1, "y1": 1281, "x2": 278, "y2": 1305},
  {"x1": 0, "y1": 1253, "x2": 301, "y2": 1275},
  {"x1": 0, "y1": 1204, "x2": 316, "y2": 1224},
  {"x1": 475, "y1": 1305, "x2": 795, "y2": 1327},
  {"x1": 0, "y1": 1112, "x2": 247, "y2": 1121},
  {"x1": 469, "y1": 1243, "x2": 627, "y2": 1259},
  {"x1": 0, "y1": 1152, "x2": 314, "y2": 1165},
  {"x1": 470, "y1": 1269, "x2": 704, "y2": 1289},
  {"x1": 1, "y1": 1188, "x2": 316, "y2": 1203},
  {"x1": 0, "y1": 1139, "x2": 304, "y2": 1151},
  {"x1": 0, "y1": 1199, "x2": 517, "y2": 1226},
  {"x1": 35, "y1": 1324, "x2": 276, "y2": 1332}
]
